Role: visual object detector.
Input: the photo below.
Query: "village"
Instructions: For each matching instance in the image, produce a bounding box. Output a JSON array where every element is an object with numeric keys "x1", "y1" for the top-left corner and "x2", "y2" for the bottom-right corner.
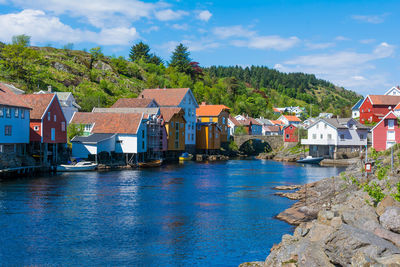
[{"x1": 1, "y1": 81, "x2": 400, "y2": 173}]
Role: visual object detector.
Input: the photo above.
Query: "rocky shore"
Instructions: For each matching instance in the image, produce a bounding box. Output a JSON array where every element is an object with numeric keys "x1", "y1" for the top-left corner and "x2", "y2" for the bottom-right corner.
[{"x1": 241, "y1": 152, "x2": 400, "y2": 266}]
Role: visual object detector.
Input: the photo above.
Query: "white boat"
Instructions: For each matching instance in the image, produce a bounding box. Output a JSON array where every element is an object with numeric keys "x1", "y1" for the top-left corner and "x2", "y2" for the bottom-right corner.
[
  {"x1": 296, "y1": 156, "x2": 324, "y2": 164},
  {"x1": 57, "y1": 161, "x2": 98, "y2": 172}
]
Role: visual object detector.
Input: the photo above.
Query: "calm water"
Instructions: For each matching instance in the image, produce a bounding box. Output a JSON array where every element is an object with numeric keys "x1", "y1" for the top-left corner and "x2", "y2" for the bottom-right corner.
[{"x1": 0, "y1": 159, "x2": 345, "y2": 266}]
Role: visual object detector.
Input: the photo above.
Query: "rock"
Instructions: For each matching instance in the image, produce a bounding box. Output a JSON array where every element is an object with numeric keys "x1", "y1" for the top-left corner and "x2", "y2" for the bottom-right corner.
[
  {"x1": 375, "y1": 254, "x2": 400, "y2": 266},
  {"x1": 93, "y1": 61, "x2": 112, "y2": 71},
  {"x1": 324, "y1": 224, "x2": 400, "y2": 266},
  {"x1": 238, "y1": 262, "x2": 264, "y2": 267},
  {"x1": 273, "y1": 185, "x2": 301, "y2": 190},
  {"x1": 380, "y1": 206, "x2": 400, "y2": 234},
  {"x1": 274, "y1": 191, "x2": 302, "y2": 200},
  {"x1": 374, "y1": 226, "x2": 400, "y2": 247},
  {"x1": 330, "y1": 217, "x2": 343, "y2": 228},
  {"x1": 317, "y1": 210, "x2": 334, "y2": 225},
  {"x1": 376, "y1": 196, "x2": 398, "y2": 216}
]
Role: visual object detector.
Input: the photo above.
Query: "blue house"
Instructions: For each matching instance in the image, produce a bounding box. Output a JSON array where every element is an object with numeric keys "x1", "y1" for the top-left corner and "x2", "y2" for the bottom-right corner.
[{"x1": 0, "y1": 83, "x2": 31, "y2": 155}]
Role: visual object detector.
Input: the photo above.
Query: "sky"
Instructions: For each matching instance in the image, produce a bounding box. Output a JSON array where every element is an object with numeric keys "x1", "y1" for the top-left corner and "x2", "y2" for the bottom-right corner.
[{"x1": 0, "y1": 0, "x2": 399, "y2": 95}]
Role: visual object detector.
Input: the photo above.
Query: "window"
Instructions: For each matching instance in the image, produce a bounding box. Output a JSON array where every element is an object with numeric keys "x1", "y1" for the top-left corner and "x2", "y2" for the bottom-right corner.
[
  {"x1": 0, "y1": 145, "x2": 2, "y2": 153},
  {"x1": 116, "y1": 140, "x2": 123, "y2": 144},
  {"x1": 328, "y1": 134, "x2": 332, "y2": 140},
  {"x1": 191, "y1": 134, "x2": 194, "y2": 140},
  {"x1": 368, "y1": 109, "x2": 370, "y2": 112},
  {"x1": 188, "y1": 133, "x2": 190, "y2": 140},
  {"x1": 181, "y1": 122, "x2": 184, "y2": 128},
  {"x1": 188, "y1": 108, "x2": 191, "y2": 117},
  {"x1": 171, "y1": 121, "x2": 174, "y2": 127},
  {"x1": 175, "y1": 122, "x2": 179, "y2": 130},
  {"x1": 51, "y1": 128, "x2": 55, "y2": 141},
  {"x1": 209, "y1": 117, "x2": 213, "y2": 122},
  {"x1": 34, "y1": 126, "x2": 40, "y2": 131},
  {"x1": 387, "y1": 131, "x2": 395, "y2": 141},
  {"x1": 0, "y1": 107, "x2": 3, "y2": 117},
  {"x1": 324, "y1": 123, "x2": 327, "y2": 129},
  {"x1": 286, "y1": 134, "x2": 289, "y2": 139},
  {"x1": 21, "y1": 109, "x2": 24, "y2": 119},
  {"x1": 192, "y1": 123, "x2": 194, "y2": 130},
  {"x1": 4, "y1": 125, "x2": 12, "y2": 136},
  {"x1": 48, "y1": 112, "x2": 51, "y2": 121},
  {"x1": 84, "y1": 124, "x2": 92, "y2": 132},
  {"x1": 142, "y1": 130, "x2": 145, "y2": 138},
  {"x1": 340, "y1": 134, "x2": 345, "y2": 140},
  {"x1": 6, "y1": 108, "x2": 11, "y2": 118},
  {"x1": 142, "y1": 141, "x2": 145, "y2": 149},
  {"x1": 320, "y1": 134, "x2": 323, "y2": 139},
  {"x1": 388, "y1": 119, "x2": 395, "y2": 129},
  {"x1": 189, "y1": 98, "x2": 192, "y2": 104},
  {"x1": 312, "y1": 134, "x2": 316, "y2": 139},
  {"x1": 54, "y1": 115, "x2": 57, "y2": 122},
  {"x1": 360, "y1": 134, "x2": 364, "y2": 140},
  {"x1": 316, "y1": 124, "x2": 319, "y2": 129},
  {"x1": 61, "y1": 122, "x2": 65, "y2": 132},
  {"x1": 222, "y1": 117, "x2": 226, "y2": 124},
  {"x1": 14, "y1": 108, "x2": 19, "y2": 118}
]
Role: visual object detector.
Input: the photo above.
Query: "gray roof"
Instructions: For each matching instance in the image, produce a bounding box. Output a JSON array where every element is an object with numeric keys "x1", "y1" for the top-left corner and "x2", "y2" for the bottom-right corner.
[
  {"x1": 55, "y1": 92, "x2": 71, "y2": 101},
  {"x1": 92, "y1": 107, "x2": 160, "y2": 115},
  {"x1": 2, "y1": 83, "x2": 25, "y2": 95},
  {"x1": 318, "y1": 118, "x2": 369, "y2": 130},
  {"x1": 351, "y1": 98, "x2": 364, "y2": 111},
  {"x1": 71, "y1": 133, "x2": 115, "y2": 143},
  {"x1": 256, "y1": 118, "x2": 273, "y2": 125}
]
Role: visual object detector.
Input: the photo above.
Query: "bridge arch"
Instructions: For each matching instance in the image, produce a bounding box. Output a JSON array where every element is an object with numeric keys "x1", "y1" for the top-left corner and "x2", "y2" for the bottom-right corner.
[{"x1": 233, "y1": 135, "x2": 283, "y2": 151}]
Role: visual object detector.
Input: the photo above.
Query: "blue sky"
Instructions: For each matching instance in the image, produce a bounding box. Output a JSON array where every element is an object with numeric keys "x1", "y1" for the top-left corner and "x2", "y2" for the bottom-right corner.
[{"x1": 0, "y1": 0, "x2": 399, "y2": 95}]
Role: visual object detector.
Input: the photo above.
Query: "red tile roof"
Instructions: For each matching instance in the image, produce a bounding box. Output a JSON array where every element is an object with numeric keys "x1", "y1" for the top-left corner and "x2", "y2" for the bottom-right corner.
[
  {"x1": 368, "y1": 95, "x2": 400, "y2": 106},
  {"x1": 160, "y1": 107, "x2": 185, "y2": 122},
  {"x1": 196, "y1": 104, "x2": 230, "y2": 117},
  {"x1": 71, "y1": 112, "x2": 143, "y2": 134},
  {"x1": 111, "y1": 98, "x2": 158, "y2": 108},
  {"x1": 19, "y1": 94, "x2": 55, "y2": 119},
  {"x1": 270, "y1": 120, "x2": 284, "y2": 125},
  {"x1": 228, "y1": 115, "x2": 241, "y2": 126},
  {"x1": 394, "y1": 103, "x2": 400, "y2": 110},
  {"x1": 139, "y1": 88, "x2": 191, "y2": 106},
  {"x1": 282, "y1": 115, "x2": 301, "y2": 122},
  {"x1": 0, "y1": 83, "x2": 31, "y2": 109},
  {"x1": 273, "y1": 108, "x2": 282, "y2": 113}
]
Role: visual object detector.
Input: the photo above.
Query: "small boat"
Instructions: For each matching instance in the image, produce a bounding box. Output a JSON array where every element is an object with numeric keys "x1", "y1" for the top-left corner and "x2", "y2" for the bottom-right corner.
[
  {"x1": 57, "y1": 161, "x2": 98, "y2": 172},
  {"x1": 179, "y1": 152, "x2": 193, "y2": 161},
  {"x1": 138, "y1": 159, "x2": 163, "y2": 168},
  {"x1": 296, "y1": 156, "x2": 324, "y2": 164}
]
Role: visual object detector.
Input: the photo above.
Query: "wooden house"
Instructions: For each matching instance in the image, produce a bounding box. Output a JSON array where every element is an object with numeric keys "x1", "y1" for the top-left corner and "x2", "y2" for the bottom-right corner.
[
  {"x1": 196, "y1": 122, "x2": 221, "y2": 152},
  {"x1": 359, "y1": 95, "x2": 400, "y2": 124},
  {"x1": 371, "y1": 111, "x2": 400, "y2": 151},
  {"x1": 283, "y1": 124, "x2": 298, "y2": 143},
  {"x1": 196, "y1": 102, "x2": 230, "y2": 143},
  {"x1": 159, "y1": 107, "x2": 186, "y2": 157}
]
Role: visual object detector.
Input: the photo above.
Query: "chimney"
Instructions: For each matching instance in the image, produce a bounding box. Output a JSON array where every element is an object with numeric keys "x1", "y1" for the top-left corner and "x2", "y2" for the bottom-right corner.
[
  {"x1": 47, "y1": 85, "x2": 52, "y2": 93},
  {"x1": 397, "y1": 85, "x2": 400, "y2": 90},
  {"x1": 201, "y1": 102, "x2": 206, "y2": 106}
]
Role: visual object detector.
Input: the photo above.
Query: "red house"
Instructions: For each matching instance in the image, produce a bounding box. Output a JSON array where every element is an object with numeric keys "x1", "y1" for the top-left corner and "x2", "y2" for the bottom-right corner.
[
  {"x1": 359, "y1": 95, "x2": 400, "y2": 124},
  {"x1": 20, "y1": 94, "x2": 67, "y2": 164},
  {"x1": 371, "y1": 111, "x2": 400, "y2": 151},
  {"x1": 283, "y1": 124, "x2": 298, "y2": 143}
]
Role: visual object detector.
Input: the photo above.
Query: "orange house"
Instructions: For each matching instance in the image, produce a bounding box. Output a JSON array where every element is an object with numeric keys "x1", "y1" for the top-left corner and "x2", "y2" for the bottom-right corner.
[
  {"x1": 196, "y1": 122, "x2": 221, "y2": 152},
  {"x1": 196, "y1": 102, "x2": 230, "y2": 143}
]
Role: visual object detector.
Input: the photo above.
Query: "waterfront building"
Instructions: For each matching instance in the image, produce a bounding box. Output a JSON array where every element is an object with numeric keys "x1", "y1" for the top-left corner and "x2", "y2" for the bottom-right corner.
[
  {"x1": 159, "y1": 107, "x2": 186, "y2": 157},
  {"x1": 301, "y1": 118, "x2": 368, "y2": 159},
  {"x1": 384, "y1": 86, "x2": 400, "y2": 96},
  {"x1": 283, "y1": 124, "x2": 299, "y2": 143},
  {"x1": 139, "y1": 88, "x2": 198, "y2": 152},
  {"x1": 35, "y1": 88, "x2": 80, "y2": 124},
  {"x1": 196, "y1": 102, "x2": 230, "y2": 143},
  {"x1": 263, "y1": 125, "x2": 281, "y2": 136},
  {"x1": 371, "y1": 111, "x2": 400, "y2": 151},
  {"x1": 351, "y1": 98, "x2": 364, "y2": 119},
  {"x1": 196, "y1": 122, "x2": 221, "y2": 152},
  {"x1": 111, "y1": 98, "x2": 159, "y2": 108},
  {"x1": 359, "y1": 95, "x2": 400, "y2": 124},
  {"x1": 0, "y1": 83, "x2": 31, "y2": 155},
  {"x1": 277, "y1": 114, "x2": 302, "y2": 126},
  {"x1": 70, "y1": 112, "x2": 148, "y2": 163},
  {"x1": 234, "y1": 115, "x2": 262, "y2": 135},
  {"x1": 20, "y1": 93, "x2": 67, "y2": 165}
]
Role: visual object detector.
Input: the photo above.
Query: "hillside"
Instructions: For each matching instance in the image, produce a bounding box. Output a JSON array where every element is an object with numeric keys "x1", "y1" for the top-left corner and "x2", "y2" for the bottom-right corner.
[{"x1": 0, "y1": 43, "x2": 361, "y2": 117}]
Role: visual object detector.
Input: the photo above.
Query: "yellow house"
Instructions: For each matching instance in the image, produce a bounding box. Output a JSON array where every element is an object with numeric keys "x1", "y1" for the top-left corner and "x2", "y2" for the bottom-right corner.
[
  {"x1": 160, "y1": 107, "x2": 186, "y2": 152},
  {"x1": 196, "y1": 122, "x2": 221, "y2": 151},
  {"x1": 196, "y1": 102, "x2": 230, "y2": 143}
]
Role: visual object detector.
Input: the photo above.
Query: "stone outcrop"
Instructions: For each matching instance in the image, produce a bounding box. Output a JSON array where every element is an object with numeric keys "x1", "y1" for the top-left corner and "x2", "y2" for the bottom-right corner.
[{"x1": 380, "y1": 207, "x2": 400, "y2": 234}]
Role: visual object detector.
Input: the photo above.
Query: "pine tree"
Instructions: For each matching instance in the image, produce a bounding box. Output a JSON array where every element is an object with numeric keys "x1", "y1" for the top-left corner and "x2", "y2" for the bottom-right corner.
[
  {"x1": 129, "y1": 42, "x2": 150, "y2": 62},
  {"x1": 169, "y1": 43, "x2": 191, "y2": 74}
]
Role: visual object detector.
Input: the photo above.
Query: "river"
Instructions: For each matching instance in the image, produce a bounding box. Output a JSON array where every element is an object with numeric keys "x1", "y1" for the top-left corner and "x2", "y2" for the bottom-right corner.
[{"x1": 0, "y1": 159, "x2": 345, "y2": 266}]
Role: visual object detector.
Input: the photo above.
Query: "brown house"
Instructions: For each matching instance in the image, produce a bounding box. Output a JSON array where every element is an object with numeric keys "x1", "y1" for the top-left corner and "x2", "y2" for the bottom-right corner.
[
  {"x1": 196, "y1": 122, "x2": 221, "y2": 152},
  {"x1": 160, "y1": 107, "x2": 186, "y2": 156},
  {"x1": 196, "y1": 102, "x2": 230, "y2": 143}
]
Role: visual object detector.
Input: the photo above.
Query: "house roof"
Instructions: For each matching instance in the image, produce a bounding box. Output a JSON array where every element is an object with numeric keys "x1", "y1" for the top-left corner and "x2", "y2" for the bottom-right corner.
[
  {"x1": 111, "y1": 98, "x2": 158, "y2": 108},
  {"x1": 310, "y1": 118, "x2": 369, "y2": 130},
  {"x1": 228, "y1": 115, "x2": 241, "y2": 126},
  {"x1": 1, "y1": 82, "x2": 25, "y2": 95},
  {"x1": 394, "y1": 103, "x2": 400, "y2": 110},
  {"x1": 384, "y1": 86, "x2": 400, "y2": 95},
  {"x1": 0, "y1": 83, "x2": 31, "y2": 109},
  {"x1": 365, "y1": 95, "x2": 400, "y2": 106},
  {"x1": 256, "y1": 118, "x2": 273, "y2": 125},
  {"x1": 281, "y1": 115, "x2": 301, "y2": 122},
  {"x1": 159, "y1": 107, "x2": 185, "y2": 122},
  {"x1": 92, "y1": 107, "x2": 160, "y2": 115},
  {"x1": 351, "y1": 98, "x2": 364, "y2": 111},
  {"x1": 54, "y1": 92, "x2": 71, "y2": 101},
  {"x1": 19, "y1": 94, "x2": 55, "y2": 119},
  {"x1": 71, "y1": 133, "x2": 116, "y2": 144},
  {"x1": 71, "y1": 112, "x2": 143, "y2": 134},
  {"x1": 139, "y1": 88, "x2": 197, "y2": 107},
  {"x1": 265, "y1": 125, "x2": 280, "y2": 132},
  {"x1": 273, "y1": 108, "x2": 281, "y2": 113},
  {"x1": 371, "y1": 111, "x2": 398, "y2": 131},
  {"x1": 270, "y1": 120, "x2": 284, "y2": 125},
  {"x1": 196, "y1": 104, "x2": 230, "y2": 117}
]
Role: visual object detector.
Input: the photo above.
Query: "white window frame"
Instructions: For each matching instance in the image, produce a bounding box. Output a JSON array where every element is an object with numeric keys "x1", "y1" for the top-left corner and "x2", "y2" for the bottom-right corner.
[{"x1": 61, "y1": 122, "x2": 65, "y2": 132}]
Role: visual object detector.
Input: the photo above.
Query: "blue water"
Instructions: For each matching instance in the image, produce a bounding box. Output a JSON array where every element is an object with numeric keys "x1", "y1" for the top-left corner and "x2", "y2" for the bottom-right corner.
[{"x1": 0, "y1": 159, "x2": 345, "y2": 266}]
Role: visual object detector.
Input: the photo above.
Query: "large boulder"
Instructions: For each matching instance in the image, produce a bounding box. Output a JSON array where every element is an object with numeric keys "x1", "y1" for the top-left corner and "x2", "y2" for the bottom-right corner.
[
  {"x1": 324, "y1": 224, "x2": 400, "y2": 266},
  {"x1": 376, "y1": 195, "x2": 400, "y2": 216},
  {"x1": 380, "y1": 206, "x2": 400, "y2": 234}
]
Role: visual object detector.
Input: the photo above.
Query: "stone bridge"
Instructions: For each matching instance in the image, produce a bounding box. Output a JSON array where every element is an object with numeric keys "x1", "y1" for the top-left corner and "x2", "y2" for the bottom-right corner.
[{"x1": 233, "y1": 135, "x2": 284, "y2": 150}]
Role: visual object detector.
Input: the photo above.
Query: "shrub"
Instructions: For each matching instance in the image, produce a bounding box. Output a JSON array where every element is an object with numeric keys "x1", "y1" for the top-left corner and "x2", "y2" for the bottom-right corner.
[{"x1": 364, "y1": 182, "x2": 385, "y2": 206}]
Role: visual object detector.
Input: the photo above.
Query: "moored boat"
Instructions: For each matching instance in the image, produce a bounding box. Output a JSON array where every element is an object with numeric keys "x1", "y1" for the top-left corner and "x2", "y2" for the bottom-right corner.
[
  {"x1": 179, "y1": 152, "x2": 193, "y2": 161},
  {"x1": 296, "y1": 156, "x2": 324, "y2": 164},
  {"x1": 138, "y1": 159, "x2": 163, "y2": 168},
  {"x1": 57, "y1": 161, "x2": 98, "y2": 172}
]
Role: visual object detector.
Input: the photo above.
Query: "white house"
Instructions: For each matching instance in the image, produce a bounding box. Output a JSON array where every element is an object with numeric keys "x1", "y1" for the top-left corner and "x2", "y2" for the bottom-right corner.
[
  {"x1": 70, "y1": 112, "x2": 148, "y2": 162},
  {"x1": 351, "y1": 98, "x2": 364, "y2": 119},
  {"x1": 384, "y1": 86, "x2": 400, "y2": 96},
  {"x1": 301, "y1": 118, "x2": 368, "y2": 159},
  {"x1": 139, "y1": 88, "x2": 198, "y2": 152}
]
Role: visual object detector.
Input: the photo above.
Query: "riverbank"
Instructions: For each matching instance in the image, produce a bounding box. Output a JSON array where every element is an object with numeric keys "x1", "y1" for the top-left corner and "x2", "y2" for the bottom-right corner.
[{"x1": 241, "y1": 149, "x2": 400, "y2": 266}]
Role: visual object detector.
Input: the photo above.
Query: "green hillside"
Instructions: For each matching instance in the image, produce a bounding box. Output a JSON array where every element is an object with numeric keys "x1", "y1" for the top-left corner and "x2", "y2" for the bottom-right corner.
[{"x1": 0, "y1": 41, "x2": 361, "y2": 117}]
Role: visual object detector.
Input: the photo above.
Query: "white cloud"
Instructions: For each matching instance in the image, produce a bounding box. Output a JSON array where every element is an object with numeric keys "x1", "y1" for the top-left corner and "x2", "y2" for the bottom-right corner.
[
  {"x1": 275, "y1": 42, "x2": 396, "y2": 93},
  {"x1": 197, "y1": 10, "x2": 212, "y2": 22},
  {"x1": 335, "y1": 36, "x2": 350, "y2": 41},
  {"x1": 360, "y1": 39, "x2": 375, "y2": 44},
  {"x1": 213, "y1": 25, "x2": 255, "y2": 39},
  {"x1": 0, "y1": 9, "x2": 138, "y2": 46},
  {"x1": 143, "y1": 26, "x2": 159, "y2": 33},
  {"x1": 305, "y1": 42, "x2": 335, "y2": 50},
  {"x1": 154, "y1": 9, "x2": 188, "y2": 21},
  {"x1": 171, "y1": 23, "x2": 189, "y2": 30},
  {"x1": 233, "y1": 35, "x2": 300, "y2": 51},
  {"x1": 351, "y1": 14, "x2": 387, "y2": 24}
]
